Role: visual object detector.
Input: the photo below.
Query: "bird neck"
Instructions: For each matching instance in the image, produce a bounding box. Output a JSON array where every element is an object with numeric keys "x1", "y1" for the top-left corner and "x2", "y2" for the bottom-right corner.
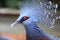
[{"x1": 23, "y1": 22, "x2": 48, "y2": 38}]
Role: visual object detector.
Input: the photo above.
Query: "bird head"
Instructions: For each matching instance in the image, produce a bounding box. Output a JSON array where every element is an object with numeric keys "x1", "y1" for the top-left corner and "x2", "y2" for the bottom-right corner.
[
  {"x1": 11, "y1": 15, "x2": 30, "y2": 27},
  {"x1": 11, "y1": 1, "x2": 58, "y2": 28},
  {"x1": 11, "y1": 13, "x2": 38, "y2": 27}
]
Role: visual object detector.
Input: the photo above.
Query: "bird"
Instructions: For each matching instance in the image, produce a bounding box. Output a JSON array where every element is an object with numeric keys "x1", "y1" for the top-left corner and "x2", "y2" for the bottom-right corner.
[{"x1": 11, "y1": 0, "x2": 60, "y2": 40}]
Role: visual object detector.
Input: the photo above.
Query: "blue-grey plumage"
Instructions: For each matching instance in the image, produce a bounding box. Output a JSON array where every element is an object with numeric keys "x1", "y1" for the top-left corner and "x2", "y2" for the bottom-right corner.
[
  {"x1": 0, "y1": 36, "x2": 13, "y2": 40},
  {"x1": 11, "y1": 0, "x2": 60, "y2": 40},
  {"x1": 18, "y1": 0, "x2": 58, "y2": 28},
  {"x1": 23, "y1": 21, "x2": 60, "y2": 40}
]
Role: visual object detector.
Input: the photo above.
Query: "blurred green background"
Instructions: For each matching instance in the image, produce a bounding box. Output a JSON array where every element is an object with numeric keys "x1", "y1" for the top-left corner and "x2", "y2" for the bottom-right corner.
[{"x1": 0, "y1": 0, "x2": 23, "y2": 9}]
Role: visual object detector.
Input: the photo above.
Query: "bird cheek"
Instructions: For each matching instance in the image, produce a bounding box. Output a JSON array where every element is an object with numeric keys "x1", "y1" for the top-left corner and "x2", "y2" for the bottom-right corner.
[{"x1": 23, "y1": 21, "x2": 32, "y2": 25}]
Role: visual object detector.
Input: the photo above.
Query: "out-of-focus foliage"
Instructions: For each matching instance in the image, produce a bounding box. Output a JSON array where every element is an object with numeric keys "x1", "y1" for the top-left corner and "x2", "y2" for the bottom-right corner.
[{"x1": 6, "y1": 0, "x2": 23, "y2": 9}]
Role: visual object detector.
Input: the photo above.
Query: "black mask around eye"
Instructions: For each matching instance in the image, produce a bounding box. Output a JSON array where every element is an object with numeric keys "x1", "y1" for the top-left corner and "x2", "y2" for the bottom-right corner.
[{"x1": 19, "y1": 16, "x2": 29, "y2": 23}]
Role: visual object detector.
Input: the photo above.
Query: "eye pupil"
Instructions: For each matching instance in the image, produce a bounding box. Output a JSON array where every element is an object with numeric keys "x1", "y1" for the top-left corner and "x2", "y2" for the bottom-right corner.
[{"x1": 22, "y1": 16, "x2": 27, "y2": 21}]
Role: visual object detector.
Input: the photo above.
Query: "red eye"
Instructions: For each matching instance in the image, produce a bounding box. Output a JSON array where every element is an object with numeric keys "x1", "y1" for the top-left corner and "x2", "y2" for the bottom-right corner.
[{"x1": 22, "y1": 16, "x2": 28, "y2": 21}]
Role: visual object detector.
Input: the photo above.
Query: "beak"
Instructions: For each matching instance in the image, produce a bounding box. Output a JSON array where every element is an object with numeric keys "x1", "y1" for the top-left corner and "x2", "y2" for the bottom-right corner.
[
  {"x1": 11, "y1": 16, "x2": 23, "y2": 27},
  {"x1": 11, "y1": 20, "x2": 23, "y2": 27},
  {"x1": 11, "y1": 21, "x2": 19, "y2": 27},
  {"x1": 10, "y1": 19, "x2": 23, "y2": 27}
]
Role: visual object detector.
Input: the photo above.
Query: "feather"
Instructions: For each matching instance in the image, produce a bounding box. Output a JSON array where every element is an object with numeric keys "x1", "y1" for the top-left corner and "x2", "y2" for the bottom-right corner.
[{"x1": 19, "y1": 0, "x2": 58, "y2": 28}]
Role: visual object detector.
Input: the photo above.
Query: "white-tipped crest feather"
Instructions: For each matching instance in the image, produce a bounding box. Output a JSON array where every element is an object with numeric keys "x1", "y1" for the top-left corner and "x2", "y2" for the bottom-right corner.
[
  {"x1": 11, "y1": 0, "x2": 58, "y2": 28},
  {"x1": 19, "y1": 1, "x2": 58, "y2": 28}
]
